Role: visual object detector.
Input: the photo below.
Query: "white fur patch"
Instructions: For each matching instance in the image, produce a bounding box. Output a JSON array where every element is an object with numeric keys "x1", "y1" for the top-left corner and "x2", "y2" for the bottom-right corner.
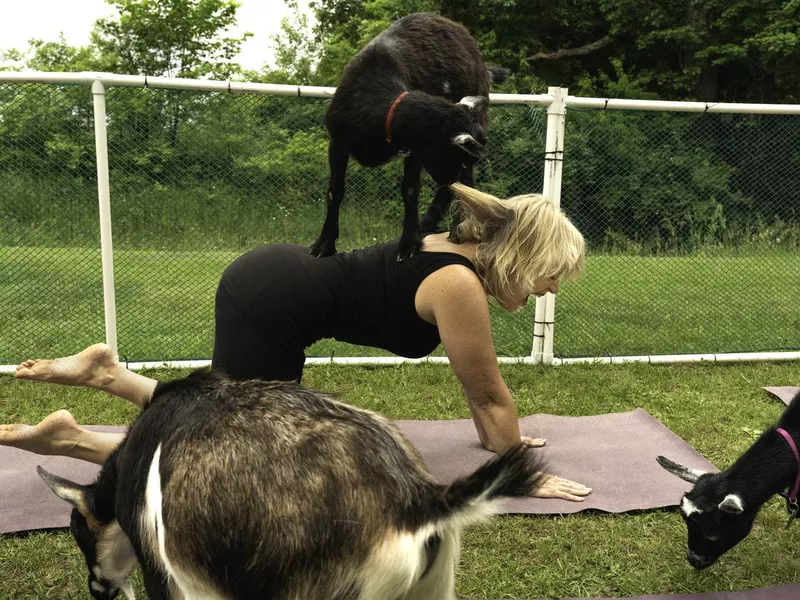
[
  {"x1": 458, "y1": 97, "x2": 477, "y2": 109},
  {"x1": 452, "y1": 133, "x2": 473, "y2": 146},
  {"x1": 359, "y1": 526, "x2": 458, "y2": 600},
  {"x1": 358, "y1": 475, "x2": 510, "y2": 599},
  {"x1": 719, "y1": 493, "x2": 744, "y2": 513},
  {"x1": 142, "y1": 444, "x2": 228, "y2": 600},
  {"x1": 681, "y1": 497, "x2": 703, "y2": 517},
  {"x1": 443, "y1": 81, "x2": 451, "y2": 94}
]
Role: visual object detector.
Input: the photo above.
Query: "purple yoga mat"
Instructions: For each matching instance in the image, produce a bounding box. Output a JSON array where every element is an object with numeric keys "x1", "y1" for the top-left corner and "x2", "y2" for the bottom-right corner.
[
  {"x1": 0, "y1": 411, "x2": 714, "y2": 534},
  {"x1": 523, "y1": 583, "x2": 800, "y2": 599},
  {"x1": 0, "y1": 425, "x2": 121, "y2": 533},
  {"x1": 397, "y1": 409, "x2": 717, "y2": 515},
  {"x1": 762, "y1": 386, "x2": 800, "y2": 406}
]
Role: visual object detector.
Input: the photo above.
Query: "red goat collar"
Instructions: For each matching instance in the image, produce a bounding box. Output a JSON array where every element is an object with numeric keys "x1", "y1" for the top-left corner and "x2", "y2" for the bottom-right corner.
[{"x1": 385, "y1": 91, "x2": 409, "y2": 145}]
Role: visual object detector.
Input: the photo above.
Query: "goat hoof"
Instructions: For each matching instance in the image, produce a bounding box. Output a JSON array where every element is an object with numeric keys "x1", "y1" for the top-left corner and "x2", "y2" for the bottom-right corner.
[
  {"x1": 310, "y1": 239, "x2": 336, "y2": 258},
  {"x1": 396, "y1": 240, "x2": 421, "y2": 261}
]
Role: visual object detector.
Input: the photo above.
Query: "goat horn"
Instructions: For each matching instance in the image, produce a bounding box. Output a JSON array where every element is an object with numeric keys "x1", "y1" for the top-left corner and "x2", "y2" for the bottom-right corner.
[{"x1": 656, "y1": 455, "x2": 706, "y2": 484}]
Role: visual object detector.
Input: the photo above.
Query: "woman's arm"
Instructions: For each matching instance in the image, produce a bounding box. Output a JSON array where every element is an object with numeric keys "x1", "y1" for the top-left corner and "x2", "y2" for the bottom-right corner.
[
  {"x1": 416, "y1": 266, "x2": 592, "y2": 501},
  {"x1": 416, "y1": 265, "x2": 527, "y2": 454}
]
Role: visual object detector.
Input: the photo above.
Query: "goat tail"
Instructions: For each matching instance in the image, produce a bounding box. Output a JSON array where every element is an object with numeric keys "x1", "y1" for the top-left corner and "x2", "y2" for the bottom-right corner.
[
  {"x1": 487, "y1": 65, "x2": 510, "y2": 85},
  {"x1": 435, "y1": 444, "x2": 544, "y2": 528}
]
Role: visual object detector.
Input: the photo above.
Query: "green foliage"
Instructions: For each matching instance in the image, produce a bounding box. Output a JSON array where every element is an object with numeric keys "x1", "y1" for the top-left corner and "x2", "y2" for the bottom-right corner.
[
  {"x1": 290, "y1": 0, "x2": 800, "y2": 102},
  {"x1": 92, "y1": 0, "x2": 251, "y2": 78}
]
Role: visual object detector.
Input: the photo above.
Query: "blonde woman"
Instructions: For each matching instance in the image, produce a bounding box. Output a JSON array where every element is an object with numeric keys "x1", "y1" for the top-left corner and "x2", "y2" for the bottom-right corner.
[{"x1": 2, "y1": 184, "x2": 591, "y2": 501}]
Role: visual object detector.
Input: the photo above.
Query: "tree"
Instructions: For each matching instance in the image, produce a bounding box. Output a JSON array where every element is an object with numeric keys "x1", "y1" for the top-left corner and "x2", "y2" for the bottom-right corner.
[{"x1": 92, "y1": 0, "x2": 252, "y2": 79}]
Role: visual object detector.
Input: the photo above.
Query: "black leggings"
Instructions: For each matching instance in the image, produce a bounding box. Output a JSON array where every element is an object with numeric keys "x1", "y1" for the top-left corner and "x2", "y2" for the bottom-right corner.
[{"x1": 210, "y1": 284, "x2": 306, "y2": 383}]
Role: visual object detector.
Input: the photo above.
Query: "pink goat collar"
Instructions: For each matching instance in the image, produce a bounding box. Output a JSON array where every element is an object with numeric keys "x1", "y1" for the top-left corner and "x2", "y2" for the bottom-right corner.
[{"x1": 776, "y1": 427, "x2": 800, "y2": 524}]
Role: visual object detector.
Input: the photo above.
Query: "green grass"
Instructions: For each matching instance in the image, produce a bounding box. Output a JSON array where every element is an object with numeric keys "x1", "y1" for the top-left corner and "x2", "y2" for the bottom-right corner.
[
  {"x1": 2, "y1": 246, "x2": 798, "y2": 364},
  {"x1": 1, "y1": 361, "x2": 800, "y2": 599}
]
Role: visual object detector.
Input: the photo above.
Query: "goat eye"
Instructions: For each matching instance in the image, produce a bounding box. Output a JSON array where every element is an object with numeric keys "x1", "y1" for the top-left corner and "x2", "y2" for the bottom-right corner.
[{"x1": 704, "y1": 534, "x2": 719, "y2": 541}]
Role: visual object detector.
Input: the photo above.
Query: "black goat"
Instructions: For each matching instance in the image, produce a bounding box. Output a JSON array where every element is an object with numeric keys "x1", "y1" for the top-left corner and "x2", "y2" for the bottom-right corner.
[
  {"x1": 310, "y1": 12, "x2": 508, "y2": 260},
  {"x1": 38, "y1": 370, "x2": 543, "y2": 599},
  {"x1": 658, "y1": 390, "x2": 800, "y2": 570}
]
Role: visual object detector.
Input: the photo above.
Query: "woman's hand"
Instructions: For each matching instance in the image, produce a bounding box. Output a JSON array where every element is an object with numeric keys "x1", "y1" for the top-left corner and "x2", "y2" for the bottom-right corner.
[
  {"x1": 531, "y1": 473, "x2": 592, "y2": 502},
  {"x1": 521, "y1": 435, "x2": 546, "y2": 448}
]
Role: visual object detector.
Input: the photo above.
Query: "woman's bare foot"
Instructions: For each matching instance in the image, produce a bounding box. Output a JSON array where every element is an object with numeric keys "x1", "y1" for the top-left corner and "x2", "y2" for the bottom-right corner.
[
  {"x1": 0, "y1": 410, "x2": 87, "y2": 457},
  {"x1": 15, "y1": 343, "x2": 120, "y2": 389}
]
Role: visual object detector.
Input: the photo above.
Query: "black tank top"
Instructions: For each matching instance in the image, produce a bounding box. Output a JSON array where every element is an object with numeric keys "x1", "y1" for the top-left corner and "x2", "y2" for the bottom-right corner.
[{"x1": 219, "y1": 239, "x2": 476, "y2": 358}]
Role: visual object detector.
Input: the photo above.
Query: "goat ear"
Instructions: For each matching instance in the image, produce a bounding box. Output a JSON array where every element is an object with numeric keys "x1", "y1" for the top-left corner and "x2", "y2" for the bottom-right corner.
[
  {"x1": 37, "y1": 465, "x2": 90, "y2": 514},
  {"x1": 459, "y1": 96, "x2": 488, "y2": 112},
  {"x1": 451, "y1": 133, "x2": 488, "y2": 159},
  {"x1": 657, "y1": 456, "x2": 706, "y2": 484},
  {"x1": 718, "y1": 493, "x2": 745, "y2": 514}
]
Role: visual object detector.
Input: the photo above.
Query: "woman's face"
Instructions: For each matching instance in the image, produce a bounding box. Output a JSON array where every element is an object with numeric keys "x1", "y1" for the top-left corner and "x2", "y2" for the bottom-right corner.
[{"x1": 497, "y1": 276, "x2": 560, "y2": 312}]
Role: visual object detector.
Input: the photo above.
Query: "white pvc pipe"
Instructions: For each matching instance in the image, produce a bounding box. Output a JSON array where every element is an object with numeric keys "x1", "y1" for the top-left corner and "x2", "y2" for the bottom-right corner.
[
  {"x1": 0, "y1": 72, "x2": 550, "y2": 105},
  {"x1": 531, "y1": 298, "x2": 546, "y2": 362},
  {"x1": 6, "y1": 72, "x2": 800, "y2": 113},
  {"x1": 553, "y1": 351, "x2": 800, "y2": 366},
  {"x1": 2, "y1": 351, "x2": 798, "y2": 374},
  {"x1": 539, "y1": 87, "x2": 568, "y2": 365},
  {"x1": 91, "y1": 80, "x2": 118, "y2": 356},
  {"x1": 566, "y1": 96, "x2": 800, "y2": 115}
]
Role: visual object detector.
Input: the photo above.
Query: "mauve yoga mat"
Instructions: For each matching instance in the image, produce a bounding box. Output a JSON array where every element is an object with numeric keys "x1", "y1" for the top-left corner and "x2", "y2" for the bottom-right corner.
[
  {"x1": 763, "y1": 386, "x2": 800, "y2": 406},
  {"x1": 1, "y1": 410, "x2": 714, "y2": 534},
  {"x1": 519, "y1": 583, "x2": 800, "y2": 600},
  {"x1": 397, "y1": 409, "x2": 717, "y2": 515},
  {"x1": 0, "y1": 425, "x2": 122, "y2": 533}
]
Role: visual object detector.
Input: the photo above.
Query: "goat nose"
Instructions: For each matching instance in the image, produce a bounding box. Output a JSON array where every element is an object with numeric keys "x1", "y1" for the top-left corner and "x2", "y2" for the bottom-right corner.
[{"x1": 687, "y1": 551, "x2": 713, "y2": 570}]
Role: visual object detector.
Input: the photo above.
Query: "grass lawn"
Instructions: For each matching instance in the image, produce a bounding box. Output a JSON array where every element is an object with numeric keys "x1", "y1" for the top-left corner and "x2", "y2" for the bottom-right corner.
[
  {"x1": 2, "y1": 360, "x2": 800, "y2": 598},
  {"x1": 1, "y1": 246, "x2": 798, "y2": 365}
]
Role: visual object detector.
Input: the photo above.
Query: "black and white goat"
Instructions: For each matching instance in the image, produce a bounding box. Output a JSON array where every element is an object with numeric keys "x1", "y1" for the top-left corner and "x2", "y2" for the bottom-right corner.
[
  {"x1": 311, "y1": 12, "x2": 508, "y2": 260},
  {"x1": 658, "y1": 390, "x2": 800, "y2": 570},
  {"x1": 38, "y1": 370, "x2": 543, "y2": 599}
]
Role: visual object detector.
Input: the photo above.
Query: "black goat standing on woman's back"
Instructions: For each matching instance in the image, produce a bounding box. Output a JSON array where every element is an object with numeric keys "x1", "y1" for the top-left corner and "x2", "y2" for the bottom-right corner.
[{"x1": 311, "y1": 12, "x2": 509, "y2": 260}]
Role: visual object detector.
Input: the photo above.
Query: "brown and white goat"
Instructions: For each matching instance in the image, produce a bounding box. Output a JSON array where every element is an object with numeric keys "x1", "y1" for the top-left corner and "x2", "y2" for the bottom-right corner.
[
  {"x1": 39, "y1": 370, "x2": 543, "y2": 599},
  {"x1": 311, "y1": 12, "x2": 509, "y2": 260},
  {"x1": 658, "y1": 390, "x2": 800, "y2": 569}
]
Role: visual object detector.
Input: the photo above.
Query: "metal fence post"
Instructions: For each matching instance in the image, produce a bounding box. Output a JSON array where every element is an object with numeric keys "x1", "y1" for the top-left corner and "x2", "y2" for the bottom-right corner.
[
  {"x1": 91, "y1": 79, "x2": 119, "y2": 356},
  {"x1": 533, "y1": 86, "x2": 567, "y2": 365}
]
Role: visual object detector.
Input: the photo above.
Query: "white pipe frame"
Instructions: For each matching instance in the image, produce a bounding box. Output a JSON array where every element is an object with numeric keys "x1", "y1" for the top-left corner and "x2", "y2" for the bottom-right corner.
[
  {"x1": 91, "y1": 80, "x2": 119, "y2": 356},
  {"x1": 1, "y1": 72, "x2": 799, "y2": 369},
  {"x1": 3, "y1": 351, "x2": 798, "y2": 375},
  {"x1": 536, "y1": 87, "x2": 568, "y2": 365}
]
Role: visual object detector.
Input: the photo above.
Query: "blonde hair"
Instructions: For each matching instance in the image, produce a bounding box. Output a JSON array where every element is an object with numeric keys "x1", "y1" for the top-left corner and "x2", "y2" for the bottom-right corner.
[{"x1": 450, "y1": 183, "x2": 585, "y2": 301}]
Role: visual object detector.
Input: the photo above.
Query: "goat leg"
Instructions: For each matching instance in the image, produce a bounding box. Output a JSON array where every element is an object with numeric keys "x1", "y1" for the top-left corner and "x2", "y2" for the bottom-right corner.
[
  {"x1": 310, "y1": 141, "x2": 349, "y2": 257},
  {"x1": 420, "y1": 185, "x2": 453, "y2": 235},
  {"x1": 446, "y1": 165, "x2": 475, "y2": 243},
  {"x1": 397, "y1": 154, "x2": 424, "y2": 261}
]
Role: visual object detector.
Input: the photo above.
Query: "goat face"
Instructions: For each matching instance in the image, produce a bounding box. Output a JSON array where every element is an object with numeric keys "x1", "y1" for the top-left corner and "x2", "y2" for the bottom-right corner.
[
  {"x1": 658, "y1": 456, "x2": 756, "y2": 569},
  {"x1": 37, "y1": 467, "x2": 137, "y2": 599},
  {"x1": 417, "y1": 96, "x2": 488, "y2": 186}
]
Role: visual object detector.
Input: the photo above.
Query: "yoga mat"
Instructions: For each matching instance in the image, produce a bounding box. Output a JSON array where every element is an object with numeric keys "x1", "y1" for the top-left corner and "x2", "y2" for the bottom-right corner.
[
  {"x1": 525, "y1": 583, "x2": 800, "y2": 599},
  {"x1": 762, "y1": 386, "x2": 800, "y2": 406},
  {"x1": 397, "y1": 409, "x2": 717, "y2": 515},
  {"x1": 1, "y1": 410, "x2": 715, "y2": 534},
  {"x1": 0, "y1": 425, "x2": 121, "y2": 533}
]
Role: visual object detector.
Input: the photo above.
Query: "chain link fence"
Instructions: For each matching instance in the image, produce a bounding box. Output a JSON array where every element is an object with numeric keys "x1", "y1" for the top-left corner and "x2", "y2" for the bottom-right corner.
[
  {"x1": 1, "y1": 78, "x2": 798, "y2": 364},
  {"x1": 557, "y1": 109, "x2": 800, "y2": 357}
]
